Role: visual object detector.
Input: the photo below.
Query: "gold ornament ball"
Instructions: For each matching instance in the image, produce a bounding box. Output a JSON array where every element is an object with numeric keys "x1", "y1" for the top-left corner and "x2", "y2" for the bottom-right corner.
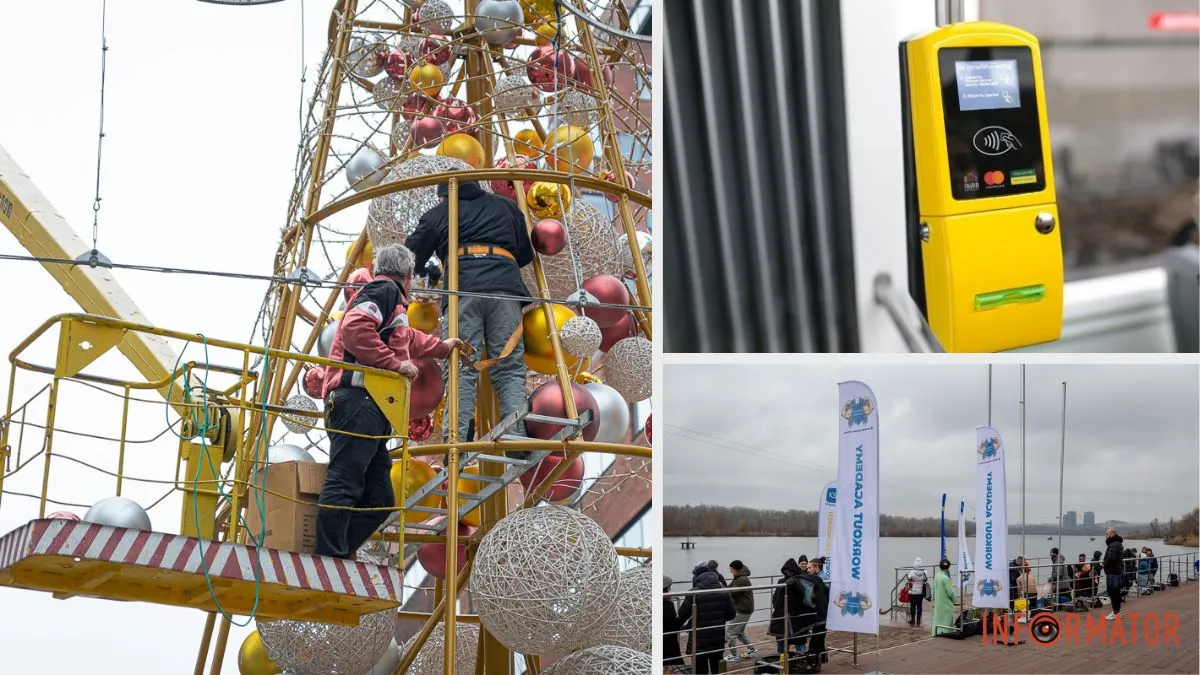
[
  {"x1": 348, "y1": 240, "x2": 374, "y2": 269},
  {"x1": 410, "y1": 63, "x2": 445, "y2": 97},
  {"x1": 520, "y1": 0, "x2": 557, "y2": 24},
  {"x1": 514, "y1": 128, "x2": 543, "y2": 158},
  {"x1": 238, "y1": 630, "x2": 280, "y2": 675},
  {"x1": 437, "y1": 133, "x2": 486, "y2": 169},
  {"x1": 407, "y1": 299, "x2": 440, "y2": 334},
  {"x1": 392, "y1": 459, "x2": 441, "y2": 524},
  {"x1": 535, "y1": 22, "x2": 560, "y2": 45},
  {"x1": 527, "y1": 181, "x2": 572, "y2": 219},
  {"x1": 544, "y1": 125, "x2": 594, "y2": 172},
  {"x1": 449, "y1": 464, "x2": 485, "y2": 528},
  {"x1": 523, "y1": 304, "x2": 581, "y2": 374}
]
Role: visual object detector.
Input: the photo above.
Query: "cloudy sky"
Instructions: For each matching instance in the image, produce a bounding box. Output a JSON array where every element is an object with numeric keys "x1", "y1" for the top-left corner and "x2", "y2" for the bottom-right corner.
[{"x1": 664, "y1": 363, "x2": 1200, "y2": 524}]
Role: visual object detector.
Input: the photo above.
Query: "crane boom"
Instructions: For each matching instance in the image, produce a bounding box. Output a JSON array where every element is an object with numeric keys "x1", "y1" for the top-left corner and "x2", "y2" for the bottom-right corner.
[{"x1": 0, "y1": 142, "x2": 189, "y2": 415}]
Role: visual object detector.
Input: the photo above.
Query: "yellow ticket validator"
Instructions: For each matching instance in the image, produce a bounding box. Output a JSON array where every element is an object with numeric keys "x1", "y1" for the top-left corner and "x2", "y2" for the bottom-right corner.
[{"x1": 900, "y1": 21, "x2": 1062, "y2": 352}]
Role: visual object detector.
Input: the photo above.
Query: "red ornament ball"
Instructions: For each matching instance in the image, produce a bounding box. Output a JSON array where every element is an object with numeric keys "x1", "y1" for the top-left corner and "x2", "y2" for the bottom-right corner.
[
  {"x1": 518, "y1": 453, "x2": 585, "y2": 502},
  {"x1": 418, "y1": 34, "x2": 452, "y2": 65},
  {"x1": 383, "y1": 49, "x2": 412, "y2": 81},
  {"x1": 526, "y1": 45, "x2": 577, "y2": 92},
  {"x1": 416, "y1": 520, "x2": 475, "y2": 579},
  {"x1": 526, "y1": 381, "x2": 600, "y2": 442},
  {"x1": 599, "y1": 312, "x2": 636, "y2": 352},
  {"x1": 580, "y1": 274, "x2": 631, "y2": 328},
  {"x1": 410, "y1": 358, "x2": 445, "y2": 419},
  {"x1": 532, "y1": 218, "x2": 567, "y2": 255},
  {"x1": 411, "y1": 117, "x2": 446, "y2": 148},
  {"x1": 645, "y1": 414, "x2": 652, "y2": 443}
]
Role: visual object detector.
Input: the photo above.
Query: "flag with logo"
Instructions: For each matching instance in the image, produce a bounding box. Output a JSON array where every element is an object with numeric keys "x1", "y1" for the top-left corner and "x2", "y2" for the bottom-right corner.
[
  {"x1": 828, "y1": 381, "x2": 879, "y2": 635},
  {"x1": 971, "y1": 426, "x2": 1009, "y2": 609},
  {"x1": 818, "y1": 480, "x2": 836, "y2": 581},
  {"x1": 958, "y1": 498, "x2": 974, "y2": 583}
]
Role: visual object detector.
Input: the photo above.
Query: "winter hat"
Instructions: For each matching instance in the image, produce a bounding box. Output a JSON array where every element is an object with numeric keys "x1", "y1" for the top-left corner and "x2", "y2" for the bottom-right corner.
[
  {"x1": 914, "y1": 557, "x2": 923, "y2": 568},
  {"x1": 707, "y1": 560, "x2": 719, "y2": 571},
  {"x1": 663, "y1": 575, "x2": 673, "y2": 591}
]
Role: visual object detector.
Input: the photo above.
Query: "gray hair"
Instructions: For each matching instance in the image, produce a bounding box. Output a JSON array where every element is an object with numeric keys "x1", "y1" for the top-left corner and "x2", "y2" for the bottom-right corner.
[{"x1": 373, "y1": 243, "x2": 415, "y2": 278}]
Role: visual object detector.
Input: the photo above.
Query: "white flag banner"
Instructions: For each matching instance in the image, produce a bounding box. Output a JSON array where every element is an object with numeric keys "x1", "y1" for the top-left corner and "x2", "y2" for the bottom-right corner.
[
  {"x1": 818, "y1": 481, "x2": 837, "y2": 581},
  {"x1": 958, "y1": 498, "x2": 974, "y2": 583},
  {"x1": 972, "y1": 426, "x2": 1010, "y2": 610},
  {"x1": 828, "y1": 381, "x2": 879, "y2": 635}
]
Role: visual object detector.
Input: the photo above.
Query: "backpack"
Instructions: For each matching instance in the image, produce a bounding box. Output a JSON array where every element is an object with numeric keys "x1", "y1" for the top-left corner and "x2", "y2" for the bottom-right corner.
[
  {"x1": 796, "y1": 576, "x2": 817, "y2": 610},
  {"x1": 1168, "y1": 573, "x2": 1180, "y2": 587}
]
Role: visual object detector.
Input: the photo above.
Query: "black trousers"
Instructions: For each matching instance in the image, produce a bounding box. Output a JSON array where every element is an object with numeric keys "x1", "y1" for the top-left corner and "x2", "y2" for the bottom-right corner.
[
  {"x1": 909, "y1": 592, "x2": 924, "y2": 623},
  {"x1": 1106, "y1": 573, "x2": 1123, "y2": 614},
  {"x1": 694, "y1": 651, "x2": 721, "y2": 674},
  {"x1": 314, "y1": 388, "x2": 394, "y2": 559}
]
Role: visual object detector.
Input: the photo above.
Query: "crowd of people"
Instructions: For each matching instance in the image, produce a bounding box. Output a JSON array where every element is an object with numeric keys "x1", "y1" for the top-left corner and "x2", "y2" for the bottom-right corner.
[{"x1": 662, "y1": 556, "x2": 829, "y2": 674}]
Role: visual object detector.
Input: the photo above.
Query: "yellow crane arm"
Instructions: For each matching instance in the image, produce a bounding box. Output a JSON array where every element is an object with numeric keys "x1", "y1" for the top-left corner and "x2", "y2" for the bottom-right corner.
[{"x1": 0, "y1": 142, "x2": 190, "y2": 415}]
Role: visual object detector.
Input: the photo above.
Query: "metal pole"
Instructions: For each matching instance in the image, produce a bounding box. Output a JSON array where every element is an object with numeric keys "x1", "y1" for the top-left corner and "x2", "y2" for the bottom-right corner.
[
  {"x1": 444, "y1": 177, "x2": 461, "y2": 674},
  {"x1": 1057, "y1": 382, "x2": 1067, "y2": 560},
  {"x1": 935, "y1": 0, "x2": 967, "y2": 26},
  {"x1": 1020, "y1": 364, "x2": 1026, "y2": 558}
]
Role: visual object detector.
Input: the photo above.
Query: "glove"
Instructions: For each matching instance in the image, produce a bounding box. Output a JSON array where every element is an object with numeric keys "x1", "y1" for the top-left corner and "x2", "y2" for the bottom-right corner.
[{"x1": 424, "y1": 261, "x2": 442, "y2": 285}]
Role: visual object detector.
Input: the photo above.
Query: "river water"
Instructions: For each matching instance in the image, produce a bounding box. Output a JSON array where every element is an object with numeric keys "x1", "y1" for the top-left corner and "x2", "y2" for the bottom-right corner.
[{"x1": 665, "y1": 535, "x2": 1199, "y2": 628}]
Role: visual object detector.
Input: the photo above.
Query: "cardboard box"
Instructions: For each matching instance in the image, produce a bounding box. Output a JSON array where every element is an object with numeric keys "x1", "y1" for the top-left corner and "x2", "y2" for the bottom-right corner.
[{"x1": 244, "y1": 460, "x2": 326, "y2": 553}]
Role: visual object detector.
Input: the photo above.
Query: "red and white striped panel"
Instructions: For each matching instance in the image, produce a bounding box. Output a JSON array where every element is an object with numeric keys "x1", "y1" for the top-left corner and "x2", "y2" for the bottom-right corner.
[{"x1": 0, "y1": 519, "x2": 401, "y2": 602}]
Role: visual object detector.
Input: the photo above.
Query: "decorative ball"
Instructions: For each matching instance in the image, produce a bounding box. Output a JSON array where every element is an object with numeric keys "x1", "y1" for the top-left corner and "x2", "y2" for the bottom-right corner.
[
  {"x1": 432, "y1": 98, "x2": 479, "y2": 135},
  {"x1": 559, "y1": 316, "x2": 602, "y2": 357},
  {"x1": 492, "y1": 76, "x2": 542, "y2": 112},
  {"x1": 382, "y1": 48, "x2": 412, "y2": 81},
  {"x1": 371, "y1": 76, "x2": 404, "y2": 112},
  {"x1": 348, "y1": 239, "x2": 374, "y2": 269},
  {"x1": 436, "y1": 133, "x2": 486, "y2": 169},
  {"x1": 544, "y1": 124, "x2": 593, "y2": 172},
  {"x1": 540, "y1": 645, "x2": 652, "y2": 675},
  {"x1": 603, "y1": 337, "x2": 652, "y2": 403},
  {"x1": 302, "y1": 367, "x2": 324, "y2": 399},
  {"x1": 476, "y1": 0, "x2": 524, "y2": 44},
  {"x1": 83, "y1": 496, "x2": 152, "y2": 531},
  {"x1": 410, "y1": 358, "x2": 446, "y2": 419},
  {"x1": 415, "y1": 0, "x2": 455, "y2": 34},
  {"x1": 268, "y1": 443, "x2": 316, "y2": 464},
  {"x1": 402, "y1": 623, "x2": 479, "y2": 675},
  {"x1": 523, "y1": 202, "x2": 623, "y2": 299},
  {"x1": 390, "y1": 119, "x2": 411, "y2": 151},
  {"x1": 527, "y1": 181, "x2": 571, "y2": 219},
  {"x1": 347, "y1": 36, "x2": 386, "y2": 78},
  {"x1": 601, "y1": 170, "x2": 636, "y2": 202},
  {"x1": 617, "y1": 231, "x2": 651, "y2": 276},
  {"x1": 345, "y1": 147, "x2": 389, "y2": 192},
  {"x1": 407, "y1": 299, "x2": 440, "y2": 334},
  {"x1": 583, "y1": 382, "x2": 631, "y2": 444},
  {"x1": 46, "y1": 511, "x2": 80, "y2": 521},
  {"x1": 534, "y1": 21, "x2": 559, "y2": 46},
  {"x1": 365, "y1": 155, "x2": 478, "y2": 248},
  {"x1": 282, "y1": 394, "x2": 319, "y2": 434},
  {"x1": 490, "y1": 156, "x2": 531, "y2": 200},
  {"x1": 409, "y1": 62, "x2": 445, "y2": 97},
  {"x1": 410, "y1": 116, "x2": 446, "y2": 148},
  {"x1": 416, "y1": 520, "x2": 474, "y2": 579},
  {"x1": 418, "y1": 34, "x2": 452, "y2": 65},
  {"x1": 317, "y1": 321, "x2": 338, "y2": 358},
  {"x1": 531, "y1": 218, "x2": 567, "y2": 255},
  {"x1": 518, "y1": 453, "x2": 584, "y2": 502},
  {"x1": 558, "y1": 89, "x2": 600, "y2": 129},
  {"x1": 580, "y1": 274, "x2": 631, "y2": 327},
  {"x1": 471, "y1": 505, "x2": 620, "y2": 655},
  {"x1": 594, "y1": 566, "x2": 653, "y2": 653},
  {"x1": 598, "y1": 312, "x2": 634, "y2": 352},
  {"x1": 523, "y1": 304, "x2": 581, "y2": 374},
  {"x1": 398, "y1": 92, "x2": 427, "y2": 121},
  {"x1": 526, "y1": 381, "x2": 600, "y2": 442},
  {"x1": 513, "y1": 128, "x2": 543, "y2": 158},
  {"x1": 363, "y1": 639, "x2": 400, "y2": 675},
  {"x1": 238, "y1": 629, "x2": 281, "y2": 675},
  {"x1": 452, "y1": 464, "x2": 485, "y2": 527},
  {"x1": 391, "y1": 458, "x2": 439, "y2": 524},
  {"x1": 520, "y1": 0, "x2": 557, "y2": 24},
  {"x1": 645, "y1": 414, "x2": 651, "y2": 443},
  {"x1": 257, "y1": 608, "x2": 393, "y2": 675},
  {"x1": 527, "y1": 44, "x2": 576, "y2": 92}
]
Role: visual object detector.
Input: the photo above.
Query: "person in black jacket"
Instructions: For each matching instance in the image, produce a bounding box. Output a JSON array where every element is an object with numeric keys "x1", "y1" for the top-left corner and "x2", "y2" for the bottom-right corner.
[
  {"x1": 800, "y1": 560, "x2": 830, "y2": 663},
  {"x1": 408, "y1": 181, "x2": 534, "y2": 444},
  {"x1": 767, "y1": 558, "x2": 808, "y2": 654},
  {"x1": 1102, "y1": 529, "x2": 1125, "y2": 619},
  {"x1": 663, "y1": 575, "x2": 684, "y2": 667},
  {"x1": 678, "y1": 563, "x2": 736, "y2": 674}
]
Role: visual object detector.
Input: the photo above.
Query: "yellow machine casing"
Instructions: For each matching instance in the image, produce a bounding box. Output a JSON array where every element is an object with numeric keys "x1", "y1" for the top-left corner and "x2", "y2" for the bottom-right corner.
[{"x1": 903, "y1": 22, "x2": 1062, "y2": 353}]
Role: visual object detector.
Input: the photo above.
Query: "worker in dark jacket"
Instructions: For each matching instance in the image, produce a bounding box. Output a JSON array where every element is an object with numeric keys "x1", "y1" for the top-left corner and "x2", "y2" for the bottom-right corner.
[
  {"x1": 800, "y1": 559, "x2": 830, "y2": 663},
  {"x1": 663, "y1": 575, "x2": 684, "y2": 667},
  {"x1": 314, "y1": 244, "x2": 463, "y2": 559},
  {"x1": 767, "y1": 558, "x2": 808, "y2": 654},
  {"x1": 408, "y1": 180, "x2": 534, "y2": 443},
  {"x1": 678, "y1": 563, "x2": 735, "y2": 674},
  {"x1": 726, "y1": 560, "x2": 756, "y2": 661},
  {"x1": 1102, "y1": 529, "x2": 1125, "y2": 619}
]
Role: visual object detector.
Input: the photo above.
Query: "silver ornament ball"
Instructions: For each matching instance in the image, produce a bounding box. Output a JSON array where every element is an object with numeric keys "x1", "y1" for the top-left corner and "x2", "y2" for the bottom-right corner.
[
  {"x1": 282, "y1": 394, "x2": 320, "y2": 434},
  {"x1": 318, "y1": 320, "x2": 338, "y2": 358},
  {"x1": 583, "y1": 382, "x2": 631, "y2": 445},
  {"x1": 475, "y1": 0, "x2": 524, "y2": 45},
  {"x1": 345, "y1": 147, "x2": 390, "y2": 192},
  {"x1": 83, "y1": 496, "x2": 152, "y2": 531},
  {"x1": 347, "y1": 36, "x2": 385, "y2": 78}
]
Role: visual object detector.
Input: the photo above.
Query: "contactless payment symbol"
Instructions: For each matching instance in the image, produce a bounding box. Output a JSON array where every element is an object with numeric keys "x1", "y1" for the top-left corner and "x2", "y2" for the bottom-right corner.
[{"x1": 973, "y1": 125, "x2": 1022, "y2": 156}]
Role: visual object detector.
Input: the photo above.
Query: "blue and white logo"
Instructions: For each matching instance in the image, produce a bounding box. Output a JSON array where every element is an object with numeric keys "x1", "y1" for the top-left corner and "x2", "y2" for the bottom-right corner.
[
  {"x1": 976, "y1": 578, "x2": 1003, "y2": 597},
  {"x1": 825, "y1": 486, "x2": 837, "y2": 505},
  {"x1": 833, "y1": 591, "x2": 872, "y2": 617},
  {"x1": 977, "y1": 437, "x2": 1001, "y2": 459},
  {"x1": 840, "y1": 397, "x2": 874, "y2": 427}
]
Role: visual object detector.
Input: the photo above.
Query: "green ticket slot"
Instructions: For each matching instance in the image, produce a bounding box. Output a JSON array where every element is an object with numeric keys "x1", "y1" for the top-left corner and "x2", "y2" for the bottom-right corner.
[{"x1": 974, "y1": 284, "x2": 1046, "y2": 312}]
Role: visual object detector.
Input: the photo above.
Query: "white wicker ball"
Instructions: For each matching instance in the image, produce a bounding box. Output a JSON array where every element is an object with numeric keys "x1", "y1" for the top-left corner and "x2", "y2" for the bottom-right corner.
[
  {"x1": 559, "y1": 316, "x2": 602, "y2": 357},
  {"x1": 593, "y1": 566, "x2": 652, "y2": 653},
  {"x1": 366, "y1": 155, "x2": 483, "y2": 248},
  {"x1": 471, "y1": 506, "x2": 620, "y2": 655},
  {"x1": 417, "y1": 0, "x2": 455, "y2": 34},
  {"x1": 390, "y1": 119, "x2": 411, "y2": 150},
  {"x1": 282, "y1": 394, "x2": 320, "y2": 434},
  {"x1": 258, "y1": 609, "x2": 394, "y2": 675},
  {"x1": 603, "y1": 337, "x2": 651, "y2": 403},
  {"x1": 401, "y1": 622, "x2": 479, "y2": 675},
  {"x1": 522, "y1": 202, "x2": 623, "y2": 299},
  {"x1": 493, "y1": 75, "x2": 543, "y2": 112},
  {"x1": 541, "y1": 645, "x2": 652, "y2": 674},
  {"x1": 372, "y1": 76, "x2": 405, "y2": 112},
  {"x1": 558, "y1": 89, "x2": 599, "y2": 129}
]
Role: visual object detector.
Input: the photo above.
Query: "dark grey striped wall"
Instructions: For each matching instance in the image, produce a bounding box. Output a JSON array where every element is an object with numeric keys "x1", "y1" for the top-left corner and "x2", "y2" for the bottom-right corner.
[{"x1": 664, "y1": 0, "x2": 860, "y2": 352}]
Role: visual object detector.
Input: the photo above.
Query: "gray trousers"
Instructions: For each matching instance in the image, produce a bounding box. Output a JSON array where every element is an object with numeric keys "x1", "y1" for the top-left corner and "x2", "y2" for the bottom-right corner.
[
  {"x1": 726, "y1": 612, "x2": 753, "y2": 648},
  {"x1": 443, "y1": 294, "x2": 528, "y2": 441}
]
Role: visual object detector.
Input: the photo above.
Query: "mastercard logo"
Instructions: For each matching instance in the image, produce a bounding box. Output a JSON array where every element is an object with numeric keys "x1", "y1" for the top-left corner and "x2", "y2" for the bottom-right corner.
[{"x1": 983, "y1": 171, "x2": 1005, "y2": 186}]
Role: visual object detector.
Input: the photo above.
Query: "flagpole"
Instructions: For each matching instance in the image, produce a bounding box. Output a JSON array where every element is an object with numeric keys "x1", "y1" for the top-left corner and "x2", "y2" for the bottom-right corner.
[
  {"x1": 1057, "y1": 381, "x2": 1067, "y2": 559},
  {"x1": 1020, "y1": 364, "x2": 1026, "y2": 558},
  {"x1": 941, "y1": 493, "x2": 947, "y2": 562}
]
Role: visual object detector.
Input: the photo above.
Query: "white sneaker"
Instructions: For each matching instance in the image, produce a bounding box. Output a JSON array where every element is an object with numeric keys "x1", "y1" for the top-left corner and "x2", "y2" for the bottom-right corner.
[
  {"x1": 1105, "y1": 612, "x2": 1116, "y2": 620},
  {"x1": 726, "y1": 654, "x2": 741, "y2": 662},
  {"x1": 747, "y1": 646, "x2": 759, "y2": 655}
]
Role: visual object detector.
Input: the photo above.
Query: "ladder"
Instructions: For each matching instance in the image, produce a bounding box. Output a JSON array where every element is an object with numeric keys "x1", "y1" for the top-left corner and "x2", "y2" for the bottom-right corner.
[{"x1": 380, "y1": 408, "x2": 594, "y2": 540}]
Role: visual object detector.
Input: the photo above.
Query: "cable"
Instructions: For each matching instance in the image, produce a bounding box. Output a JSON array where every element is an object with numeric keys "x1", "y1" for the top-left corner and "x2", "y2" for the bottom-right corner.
[{"x1": 89, "y1": 0, "x2": 110, "y2": 255}]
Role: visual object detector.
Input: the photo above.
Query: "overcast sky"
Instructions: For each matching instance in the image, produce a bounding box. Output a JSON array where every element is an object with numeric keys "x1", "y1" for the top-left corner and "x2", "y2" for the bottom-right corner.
[{"x1": 664, "y1": 363, "x2": 1200, "y2": 524}]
